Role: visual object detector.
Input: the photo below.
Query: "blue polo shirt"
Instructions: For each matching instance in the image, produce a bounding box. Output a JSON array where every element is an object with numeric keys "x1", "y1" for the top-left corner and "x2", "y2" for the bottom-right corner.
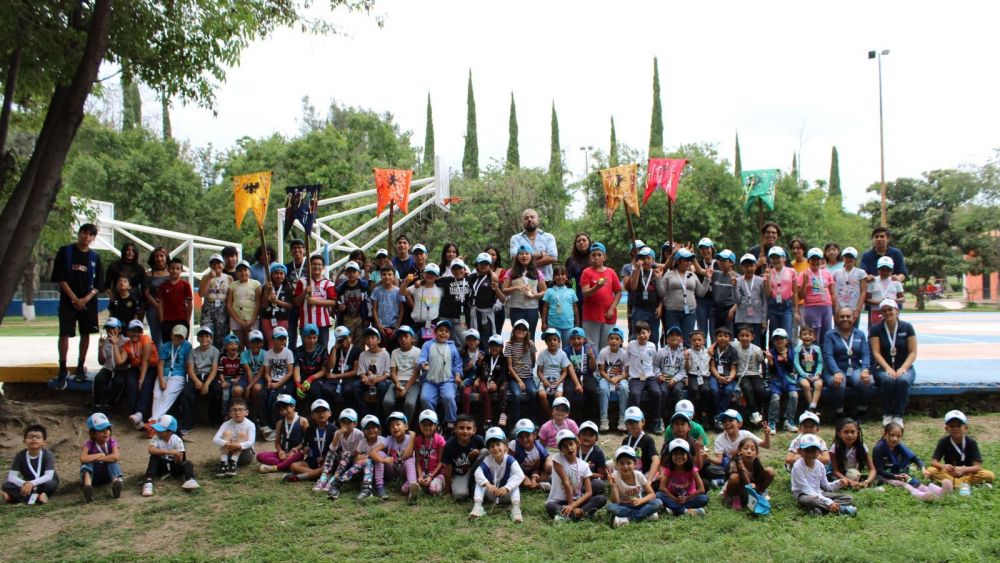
[{"x1": 159, "y1": 340, "x2": 193, "y2": 377}]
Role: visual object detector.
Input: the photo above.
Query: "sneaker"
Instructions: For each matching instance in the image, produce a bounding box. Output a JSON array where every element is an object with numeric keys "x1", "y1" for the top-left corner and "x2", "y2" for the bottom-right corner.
[
  {"x1": 469, "y1": 504, "x2": 486, "y2": 519},
  {"x1": 142, "y1": 481, "x2": 154, "y2": 497},
  {"x1": 647, "y1": 511, "x2": 659, "y2": 522},
  {"x1": 839, "y1": 505, "x2": 857, "y2": 517},
  {"x1": 312, "y1": 477, "x2": 329, "y2": 492},
  {"x1": 56, "y1": 369, "x2": 69, "y2": 390},
  {"x1": 283, "y1": 473, "x2": 300, "y2": 483},
  {"x1": 941, "y1": 480, "x2": 954, "y2": 495},
  {"x1": 612, "y1": 516, "x2": 629, "y2": 528},
  {"x1": 650, "y1": 420, "x2": 664, "y2": 435},
  {"x1": 327, "y1": 483, "x2": 341, "y2": 500},
  {"x1": 374, "y1": 486, "x2": 388, "y2": 500},
  {"x1": 355, "y1": 485, "x2": 372, "y2": 501},
  {"x1": 553, "y1": 514, "x2": 569, "y2": 524},
  {"x1": 750, "y1": 412, "x2": 763, "y2": 425},
  {"x1": 731, "y1": 497, "x2": 742, "y2": 511},
  {"x1": 407, "y1": 483, "x2": 420, "y2": 505},
  {"x1": 984, "y1": 483, "x2": 993, "y2": 490},
  {"x1": 498, "y1": 413, "x2": 508, "y2": 427},
  {"x1": 215, "y1": 461, "x2": 229, "y2": 478},
  {"x1": 959, "y1": 483, "x2": 972, "y2": 496},
  {"x1": 808, "y1": 404, "x2": 819, "y2": 413},
  {"x1": 83, "y1": 483, "x2": 94, "y2": 503},
  {"x1": 226, "y1": 461, "x2": 238, "y2": 477},
  {"x1": 258, "y1": 464, "x2": 277, "y2": 474},
  {"x1": 511, "y1": 505, "x2": 523, "y2": 522},
  {"x1": 111, "y1": 477, "x2": 123, "y2": 499},
  {"x1": 768, "y1": 422, "x2": 776, "y2": 434},
  {"x1": 882, "y1": 415, "x2": 893, "y2": 427},
  {"x1": 182, "y1": 479, "x2": 200, "y2": 491},
  {"x1": 539, "y1": 482, "x2": 551, "y2": 492},
  {"x1": 599, "y1": 418, "x2": 610, "y2": 432},
  {"x1": 617, "y1": 418, "x2": 626, "y2": 432},
  {"x1": 710, "y1": 478, "x2": 725, "y2": 489},
  {"x1": 784, "y1": 420, "x2": 798, "y2": 433},
  {"x1": 129, "y1": 412, "x2": 145, "y2": 430},
  {"x1": 689, "y1": 507, "x2": 706, "y2": 517},
  {"x1": 74, "y1": 366, "x2": 88, "y2": 382}
]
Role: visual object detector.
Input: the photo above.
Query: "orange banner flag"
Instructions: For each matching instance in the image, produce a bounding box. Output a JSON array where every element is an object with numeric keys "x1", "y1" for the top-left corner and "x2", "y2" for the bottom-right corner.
[
  {"x1": 374, "y1": 168, "x2": 412, "y2": 215},
  {"x1": 233, "y1": 171, "x2": 272, "y2": 229},
  {"x1": 600, "y1": 163, "x2": 640, "y2": 222}
]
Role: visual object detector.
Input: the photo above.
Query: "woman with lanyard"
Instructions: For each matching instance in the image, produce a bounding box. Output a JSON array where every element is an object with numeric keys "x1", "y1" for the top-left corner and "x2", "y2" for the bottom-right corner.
[
  {"x1": 120, "y1": 319, "x2": 160, "y2": 430},
  {"x1": 821, "y1": 307, "x2": 874, "y2": 423},
  {"x1": 565, "y1": 233, "x2": 592, "y2": 305},
  {"x1": 656, "y1": 248, "x2": 708, "y2": 347},
  {"x1": 764, "y1": 246, "x2": 799, "y2": 346},
  {"x1": 869, "y1": 299, "x2": 917, "y2": 428},
  {"x1": 694, "y1": 238, "x2": 716, "y2": 339},
  {"x1": 144, "y1": 247, "x2": 171, "y2": 347}
]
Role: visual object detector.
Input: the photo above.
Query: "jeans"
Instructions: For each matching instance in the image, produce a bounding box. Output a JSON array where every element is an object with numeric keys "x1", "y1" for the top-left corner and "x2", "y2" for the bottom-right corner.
[
  {"x1": 582, "y1": 320, "x2": 614, "y2": 353},
  {"x1": 696, "y1": 298, "x2": 713, "y2": 334},
  {"x1": 545, "y1": 496, "x2": 608, "y2": 520},
  {"x1": 877, "y1": 368, "x2": 915, "y2": 417},
  {"x1": 145, "y1": 455, "x2": 195, "y2": 481},
  {"x1": 709, "y1": 377, "x2": 739, "y2": 416},
  {"x1": 802, "y1": 305, "x2": 834, "y2": 345},
  {"x1": 607, "y1": 498, "x2": 664, "y2": 521},
  {"x1": 508, "y1": 377, "x2": 539, "y2": 423},
  {"x1": 421, "y1": 380, "x2": 458, "y2": 424},
  {"x1": 352, "y1": 378, "x2": 392, "y2": 419},
  {"x1": 767, "y1": 300, "x2": 794, "y2": 344},
  {"x1": 628, "y1": 378, "x2": 662, "y2": 422},
  {"x1": 600, "y1": 378, "x2": 630, "y2": 422},
  {"x1": 662, "y1": 309, "x2": 696, "y2": 347},
  {"x1": 768, "y1": 376, "x2": 799, "y2": 425},
  {"x1": 508, "y1": 308, "x2": 540, "y2": 341},
  {"x1": 656, "y1": 492, "x2": 709, "y2": 515},
  {"x1": 80, "y1": 461, "x2": 123, "y2": 486},
  {"x1": 383, "y1": 383, "x2": 421, "y2": 425},
  {"x1": 630, "y1": 308, "x2": 660, "y2": 345},
  {"x1": 126, "y1": 367, "x2": 157, "y2": 418},
  {"x1": 823, "y1": 367, "x2": 873, "y2": 414}
]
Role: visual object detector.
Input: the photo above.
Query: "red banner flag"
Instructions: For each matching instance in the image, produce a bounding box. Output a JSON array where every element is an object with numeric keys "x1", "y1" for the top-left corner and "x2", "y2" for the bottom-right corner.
[
  {"x1": 374, "y1": 168, "x2": 412, "y2": 215},
  {"x1": 644, "y1": 158, "x2": 688, "y2": 204}
]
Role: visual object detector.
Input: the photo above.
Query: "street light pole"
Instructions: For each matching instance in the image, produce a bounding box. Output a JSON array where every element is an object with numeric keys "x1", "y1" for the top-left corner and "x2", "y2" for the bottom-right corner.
[
  {"x1": 579, "y1": 145, "x2": 594, "y2": 177},
  {"x1": 869, "y1": 49, "x2": 890, "y2": 227}
]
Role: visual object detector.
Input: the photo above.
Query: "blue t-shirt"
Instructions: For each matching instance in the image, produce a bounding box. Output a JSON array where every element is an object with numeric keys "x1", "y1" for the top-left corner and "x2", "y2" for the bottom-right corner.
[
  {"x1": 541, "y1": 285, "x2": 578, "y2": 329},
  {"x1": 159, "y1": 341, "x2": 193, "y2": 377},
  {"x1": 371, "y1": 284, "x2": 405, "y2": 328}
]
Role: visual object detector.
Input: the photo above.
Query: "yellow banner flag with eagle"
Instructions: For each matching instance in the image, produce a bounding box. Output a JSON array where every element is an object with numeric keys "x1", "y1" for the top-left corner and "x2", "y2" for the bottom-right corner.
[
  {"x1": 233, "y1": 171, "x2": 272, "y2": 229},
  {"x1": 600, "y1": 163, "x2": 640, "y2": 222}
]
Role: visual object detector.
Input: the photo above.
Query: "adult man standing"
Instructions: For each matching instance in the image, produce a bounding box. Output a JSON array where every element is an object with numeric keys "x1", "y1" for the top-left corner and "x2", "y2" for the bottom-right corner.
[
  {"x1": 285, "y1": 238, "x2": 309, "y2": 348},
  {"x1": 747, "y1": 221, "x2": 782, "y2": 272},
  {"x1": 52, "y1": 223, "x2": 104, "y2": 389},
  {"x1": 508, "y1": 208, "x2": 558, "y2": 281},
  {"x1": 860, "y1": 227, "x2": 907, "y2": 282}
]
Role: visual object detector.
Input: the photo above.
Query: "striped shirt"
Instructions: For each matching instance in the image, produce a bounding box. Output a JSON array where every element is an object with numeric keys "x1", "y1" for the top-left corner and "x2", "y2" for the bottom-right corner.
[{"x1": 295, "y1": 277, "x2": 337, "y2": 328}]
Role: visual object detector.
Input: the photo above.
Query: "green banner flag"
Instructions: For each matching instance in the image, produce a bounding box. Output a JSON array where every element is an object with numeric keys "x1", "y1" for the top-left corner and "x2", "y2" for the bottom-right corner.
[{"x1": 741, "y1": 169, "x2": 780, "y2": 214}]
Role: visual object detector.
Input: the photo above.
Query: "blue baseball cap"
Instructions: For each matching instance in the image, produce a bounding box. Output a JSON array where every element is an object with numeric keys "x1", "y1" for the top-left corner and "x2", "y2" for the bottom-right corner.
[
  {"x1": 568, "y1": 327, "x2": 586, "y2": 339},
  {"x1": 589, "y1": 242, "x2": 607, "y2": 254},
  {"x1": 301, "y1": 323, "x2": 320, "y2": 337},
  {"x1": 674, "y1": 248, "x2": 694, "y2": 260},
  {"x1": 720, "y1": 409, "x2": 743, "y2": 423},
  {"x1": 269, "y1": 262, "x2": 287, "y2": 274},
  {"x1": 87, "y1": 412, "x2": 112, "y2": 431},
  {"x1": 666, "y1": 325, "x2": 682, "y2": 336},
  {"x1": 223, "y1": 334, "x2": 241, "y2": 346},
  {"x1": 717, "y1": 249, "x2": 736, "y2": 262},
  {"x1": 624, "y1": 406, "x2": 645, "y2": 422},
  {"x1": 697, "y1": 238, "x2": 714, "y2": 248},
  {"x1": 435, "y1": 319, "x2": 453, "y2": 331},
  {"x1": 515, "y1": 244, "x2": 533, "y2": 255},
  {"x1": 103, "y1": 317, "x2": 122, "y2": 329},
  {"x1": 767, "y1": 246, "x2": 787, "y2": 258},
  {"x1": 608, "y1": 327, "x2": 626, "y2": 340},
  {"x1": 637, "y1": 247, "x2": 655, "y2": 258},
  {"x1": 396, "y1": 325, "x2": 415, "y2": 338},
  {"x1": 151, "y1": 414, "x2": 178, "y2": 433}
]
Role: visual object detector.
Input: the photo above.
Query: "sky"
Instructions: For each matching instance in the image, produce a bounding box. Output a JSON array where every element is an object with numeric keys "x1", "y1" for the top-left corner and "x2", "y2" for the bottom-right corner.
[{"x1": 164, "y1": 0, "x2": 1000, "y2": 215}]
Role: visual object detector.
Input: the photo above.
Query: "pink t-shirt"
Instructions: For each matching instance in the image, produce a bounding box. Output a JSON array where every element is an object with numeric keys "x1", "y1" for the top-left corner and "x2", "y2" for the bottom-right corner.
[
  {"x1": 660, "y1": 465, "x2": 700, "y2": 496},
  {"x1": 580, "y1": 267, "x2": 622, "y2": 324},
  {"x1": 415, "y1": 432, "x2": 446, "y2": 474},
  {"x1": 767, "y1": 267, "x2": 796, "y2": 302},
  {"x1": 538, "y1": 418, "x2": 580, "y2": 449},
  {"x1": 799, "y1": 268, "x2": 834, "y2": 307}
]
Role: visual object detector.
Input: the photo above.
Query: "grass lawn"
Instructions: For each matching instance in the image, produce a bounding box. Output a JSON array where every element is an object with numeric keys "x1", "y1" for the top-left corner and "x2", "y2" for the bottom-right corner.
[
  {"x1": 0, "y1": 317, "x2": 61, "y2": 337},
  {"x1": 1, "y1": 414, "x2": 998, "y2": 561}
]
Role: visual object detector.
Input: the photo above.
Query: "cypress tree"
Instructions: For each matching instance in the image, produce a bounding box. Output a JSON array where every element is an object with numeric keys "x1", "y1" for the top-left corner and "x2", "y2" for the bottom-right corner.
[
  {"x1": 423, "y1": 93, "x2": 434, "y2": 171},
  {"x1": 462, "y1": 70, "x2": 478, "y2": 179},
  {"x1": 548, "y1": 102, "x2": 562, "y2": 184},
  {"x1": 121, "y1": 65, "x2": 142, "y2": 131},
  {"x1": 161, "y1": 95, "x2": 172, "y2": 141},
  {"x1": 734, "y1": 131, "x2": 742, "y2": 178},
  {"x1": 829, "y1": 146, "x2": 841, "y2": 196},
  {"x1": 609, "y1": 116, "x2": 619, "y2": 167},
  {"x1": 791, "y1": 152, "x2": 798, "y2": 181},
  {"x1": 506, "y1": 92, "x2": 519, "y2": 169},
  {"x1": 649, "y1": 56, "x2": 663, "y2": 157}
]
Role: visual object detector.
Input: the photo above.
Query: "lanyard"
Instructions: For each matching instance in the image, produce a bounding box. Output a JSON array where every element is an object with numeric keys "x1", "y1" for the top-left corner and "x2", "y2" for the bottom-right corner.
[
  {"x1": 283, "y1": 415, "x2": 299, "y2": 446},
  {"x1": 665, "y1": 347, "x2": 683, "y2": 374},
  {"x1": 571, "y1": 346, "x2": 586, "y2": 375},
  {"x1": 489, "y1": 354, "x2": 501, "y2": 379},
  {"x1": 884, "y1": 321, "x2": 899, "y2": 360},
  {"x1": 877, "y1": 277, "x2": 892, "y2": 299},
  {"x1": 294, "y1": 260, "x2": 306, "y2": 283},
  {"x1": 472, "y1": 275, "x2": 490, "y2": 300},
  {"x1": 839, "y1": 330, "x2": 855, "y2": 358},
  {"x1": 26, "y1": 452, "x2": 43, "y2": 480},
  {"x1": 737, "y1": 346, "x2": 753, "y2": 377},
  {"x1": 248, "y1": 352, "x2": 262, "y2": 375},
  {"x1": 580, "y1": 445, "x2": 593, "y2": 463},
  {"x1": 338, "y1": 348, "x2": 350, "y2": 374},
  {"x1": 770, "y1": 268, "x2": 785, "y2": 297},
  {"x1": 673, "y1": 270, "x2": 690, "y2": 302},
  {"x1": 453, "y1": 279, "x2": 470, "y2": 304},
  {"x1": 93, "y1": 440, "x2": 108, "y2": 456},
  {"x1": 640, "y1": 268, "x2": 653, "y2": 294},
  {"x1": 740, "y1": 276, "x2": 756, "y2": 303},
  {"x1": 420, "y1": 288, "x2": 433, "y2": 320},
  {"x1": 129, "y1": 339, "x2": 141, "y2": 363},
  {"x1": 625, "y1": 432, "x2": 645, "y2": 449},
  {"x1": 169, "y1": 344, "x2": 181, "y2": 373},
  {"x1": 315, "y1": 428, "x2": 327, "y2": 456},
  {"x1": 950, "y1": 437, "x2": 966, "y2": 463}
]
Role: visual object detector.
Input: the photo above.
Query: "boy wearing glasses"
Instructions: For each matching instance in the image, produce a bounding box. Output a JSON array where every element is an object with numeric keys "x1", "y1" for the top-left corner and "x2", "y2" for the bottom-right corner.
[{"x1": 212, "y1": 398, "x2": 257, "y2": 477}]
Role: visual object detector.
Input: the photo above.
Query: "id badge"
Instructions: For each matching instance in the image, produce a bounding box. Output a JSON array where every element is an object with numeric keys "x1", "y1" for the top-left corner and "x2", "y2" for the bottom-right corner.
[
  {"x1": 642, "y1": 291, "x2": 648, "y2": 300},
  {"x1": 270, "y1": 318, "x2": 277, "y2": 327},
  {"x1": 747, "y1": 306, "x2": 756, "y2": 318},
  {"x1": 639, "y1": 372, "x2": 647, "y2": 381},
  {"x1": 421, "y1": 326, "x2": 435, "y2": 340},
  {"x1": 683, "y1": 303, "x2": 690, "y2": 315},
  {"x1": 775, "y1": 294, "x2": 782, "y2": 305}
]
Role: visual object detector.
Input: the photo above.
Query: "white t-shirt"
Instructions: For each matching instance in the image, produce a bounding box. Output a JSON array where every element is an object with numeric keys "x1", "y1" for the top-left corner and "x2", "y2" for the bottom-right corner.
[
  {"x1": 357, "y1": 349, "x2": 391, "y2": 377},
  {"x1": 869, "y1": 276, "x2": 903, "y2": 304},
  {"x1": 537, "y1": 348, "x2": 570, "y2": 384},
  {"x1": 597, "y1": 346, "x2": 627, "y2": 379},
  {"x1": 391, "y1": 347, "x2": 421, "y2": 385},
  {"x1": 788, "y1": 434, "x2": 829, "y2": 453},
  {"x1": 713, "y1": 429, "x2": 762, "y2": 455},
  {"x1": 150, "y1": 433, "x2": 185, "y2": 461},
  {"x1": 410, "y1": 285, "x2": 443, "y2": 323},
  {"x1": 834, "y1": 266, "x2": 867, "y2": 309},
  {"x1": 548, "y1": 452, "x2": 592, "y2": 502},
  {"x1": 625, "y1": 340, "x2": 657, "y2": 379},
  {"x1": 611, "y1": 469, "x2": 648, "y2": 502},
  {"x1": 213, "y1": 418, "x2": 257, "y2": 450},
  {"x1": 264, "y1": 347, "x2": 296, "y2": 382}
]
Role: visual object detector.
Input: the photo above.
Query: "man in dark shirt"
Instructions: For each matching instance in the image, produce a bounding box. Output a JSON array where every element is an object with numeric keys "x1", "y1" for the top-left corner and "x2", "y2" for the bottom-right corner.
[
  {"x1": 285, "y1": 238, "x2": 308, "y2": 349},
  {"x1": 51, "y1": 223, "x2": 104, "y2": 388},
  {"x1": 860, "y1": 227, "x2": 908, "y2": 283},
  {"x1": 746, "y1": 221, "x2": 782, "y2": 273}
]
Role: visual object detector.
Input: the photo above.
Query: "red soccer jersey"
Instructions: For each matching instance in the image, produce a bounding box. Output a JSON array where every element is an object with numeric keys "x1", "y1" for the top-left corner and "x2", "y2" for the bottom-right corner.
[
  {"x1": 295, "y1": 277, "x2": 338, "y2": 328},
  {"x1": 159, "y1": 279, "x2": 192, "y2": 322}
]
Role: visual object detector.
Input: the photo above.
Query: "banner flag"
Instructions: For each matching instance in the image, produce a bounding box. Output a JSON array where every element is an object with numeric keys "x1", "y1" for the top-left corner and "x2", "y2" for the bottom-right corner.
[
  {"x1": 741, "y1": 169, "x2": 780, "y2": 214},
  {"x1": 644, "y1": 158, "x2": 688, "y2": 203},
  {"x1": 283, "y1": 185, "x2": 321, "y2": 238},
  {"x1": 374, "y1": 168, "x2": 413, "y2": 215},
  {"x1": 600, "y1": 163, "x2": 640, "y2": 222},
  {"x1": 233, "y1": 171, "x2": 272, "y2": 229}
]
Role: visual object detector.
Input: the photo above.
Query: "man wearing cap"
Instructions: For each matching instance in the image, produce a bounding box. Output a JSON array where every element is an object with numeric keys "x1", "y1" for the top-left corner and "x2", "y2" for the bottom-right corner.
[
  {"x1": 860, "y1": 227, "x2": 908, "y2": 283},
  {"x1": 199, "y1": 253, "x2": 232, "y2": 349},
  {"x1": 52, "y1": 223, "x2": 104, "y2": 388},
  {"x1": 93, "y1": 318, "x2": 127, "y2": 413},
  {"x1": 509, "y1": 208, "x2": 559, "y2": 280}
]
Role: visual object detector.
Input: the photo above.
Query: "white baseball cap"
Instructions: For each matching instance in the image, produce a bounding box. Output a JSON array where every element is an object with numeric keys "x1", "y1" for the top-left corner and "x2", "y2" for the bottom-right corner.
[
  {"x1": 311, "y1": 399, "x2": 331, "y2": 412},
  {"x1": 418, "y1": 409, "x2": 439, "y2": 424},
  {"x1": 767, "y1": 246, "x2": 786, "y2": 258},
  {"x1": 87, "y1": 412, "x2": 112, "y2": 431},
  {"x1": 578, "y1": 421, "x2": 599, "y2": 435},
  {"x1": 464, "y1": 328, "x2": 481, "y2": 340},
  {"x1": 807, "y1": 247, "x2": 824, "y2": 259},
  {"x1": 475, "y1": 252, "x2": 493, "y2": 265},
  {"x1": 344, "y1": 261, "x2": 361, "y2": 272},
  {"x1": 361, "y1": 414, "x2": 381, "y2": 428},
  {"x1": 842, "y1": 247, "x2": 858, "y2": 258},
  {"x1": 877, "y1": 256, "x2": 894, "y2": 269},
  {"x1": 412, "y1": 244, "x2": 428, "y2": 253},
  {"x1": 944, "y1": 410, "x2": 967, "y2": 425},
  {"x1": 552, "y1": 397, "x2": 570, "y2": 410},
  {"x1": 248, "y1": 329, "x2": 264, "y2": 342},
  {"x1": 798, "y1": 433, "x2": 823, "y2": 450},
  {"x1": 624, "y1": 406, "x2": 644, "y2": 422},
  {"x1": 879, "y1": 299, "x2": 899, "y2": 310},
  {"x1": 423, "y1": 263, "x2": 440, "y2": 276},
  {"x1": 740, "y1": 253, "x2": 758, "y2": 264},
  {"x1": 667, "y1": 438, "x2": 690, "y2": 453},
  {"x1": 484, "y1": 427, "x2": 506, "y2": 444},
  {"x1": 450, "y1": 259, "x2": 467, "y2": 271},
  {"x1": 513, "y1": 418, "x2": 535, "y2": 435},
  {"x1": 375, "y1": 248, "x2": 389, "y2": 258},
  {"x1": 674, "y1": 399, "x2": 695, "y2": 417},
  {"x1": 338, "y1": 408, "x2": 358, "y2": 422},
  {"x1": 334, "y1": 326, "x2": 351, "y2": 340},
  {"x1": 555, "y1": 429, "x2": 578, "y2": 446},
  {"x1": 614, "y1": 445, "x2": 638, "y2": 459},
  {"x1": 799, "y1": 411, "x2": 821, "y2": 425},
  {"x1": 772, "y1": 328, "x2": 789, "y2": 339}
]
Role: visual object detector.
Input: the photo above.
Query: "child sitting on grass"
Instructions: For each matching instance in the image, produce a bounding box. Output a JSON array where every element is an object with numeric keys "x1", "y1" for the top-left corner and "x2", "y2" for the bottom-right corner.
[
  {"x1": 142, "y1": 415, "x2": 199, "y2": 497},
  {"x1": 656, "y1": 438, "x2": 708, "y2": 517},
  {"x1": 411, "y1": 409, "x2": 447, "y2": 502},
  {"x1": 256, "y1": 394, "x2": 307, "y2": 474},
  {"x1": 607, "y1": 445, "x2": 663, "y2": 527},
  {"x1": 3, "y1": 424, "x2": 58, "y2": 505},
  {"x1": 370, "y1": 411, "x2": 417, "y2": 500},
  {"x1": 285, "y1": 399, "x2": 335, "y2": 483},
  {"x1": 443, "y1": 414, "x2": 485, "y2": 500},
  {"x1": 577, "y1": 421, "x2": 607, "y2": 496},
  {"x1": 785, "y1": 411, "x2": 830, "y2": 471},
  {"x1": 830, "y1": 418, "x2": 876, "y2": 490},
  {"x1": 621, "y1": 406, "x2": 660, "y2": 482},
  {"x1": 316, "y1": 408, "x2": 364, "y2": 493},
  {"x1": 470, "y1": 427, "x2": 525, "y2": 522},
  {"x1": 927, "y1": 410, "x2": 995, "y2": 496},
  {"x1": 546, "y1": 429, "x2": 607, "y2": 522},
  {"x1": 212, "y1": 398, "x2": 257, "y2": 477},
  {"x1": 510, "y1": 418, "x2": 550, "y2": 491},
  {"x1": 790, "y1": 434, "x2": 856, "y2": 516},
  {"x1": 80, "y1": 413, "x2": 123, "y2": 502},
  {"x1": 709, "y1": 409, "x2": 771, "y2": 488},
  {"x1": 538, "y1": 397, "x2": 580, "y2": 449},
  {"x1": 873, "y1": 422, "x2": 952, "y2": 501},
  {"x1": 328, "y1": 414, "x2": 383, "y2": 501},
  {"x1": 724, "y1": 437, "x2": 775, "y2": 510}
]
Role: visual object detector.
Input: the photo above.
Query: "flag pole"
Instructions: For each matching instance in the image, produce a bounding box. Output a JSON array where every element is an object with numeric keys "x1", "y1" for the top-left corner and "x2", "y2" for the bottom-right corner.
[
  {"x1": 623, "y1": 207, "x2": 638, "y2": 249},
  {"x1": 387, "y1": 202, "x2": 395, "y2": 250},
  {"x1": 668, "y1": 199, "x2": 674, "y2": 247}
]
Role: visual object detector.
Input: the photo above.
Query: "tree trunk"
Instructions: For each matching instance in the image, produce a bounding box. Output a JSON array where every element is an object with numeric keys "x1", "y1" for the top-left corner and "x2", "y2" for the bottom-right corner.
[
  {"x1": 915, "y1": 276, "x2": 927, "y2": 311},
  {"x1": 0, "y1": 0, "x2": 113, "y2": 326},
  {"x1": 0, "y1": 44, "x2": 22, "y2": 155},
  {"x1": 21, "y1": 258, "x2": 36, "y2": 321}
]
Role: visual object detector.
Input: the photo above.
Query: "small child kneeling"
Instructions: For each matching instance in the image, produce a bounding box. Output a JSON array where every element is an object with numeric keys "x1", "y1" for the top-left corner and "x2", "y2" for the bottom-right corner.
[{"x1": 470, "y1": 427, "x2": 525, "y2": 522}]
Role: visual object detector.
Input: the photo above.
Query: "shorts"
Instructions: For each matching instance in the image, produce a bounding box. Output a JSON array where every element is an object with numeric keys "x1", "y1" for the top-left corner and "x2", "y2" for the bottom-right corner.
[
  {"x1": 59, "y1": 300, "x2": 99, "y2": 338},
  {"x1": 230, "y1": 317, "x2": 260, "y2": 331},
  {"x1": 542, "y1": 380, "x2": 563, "y2": 394}
]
